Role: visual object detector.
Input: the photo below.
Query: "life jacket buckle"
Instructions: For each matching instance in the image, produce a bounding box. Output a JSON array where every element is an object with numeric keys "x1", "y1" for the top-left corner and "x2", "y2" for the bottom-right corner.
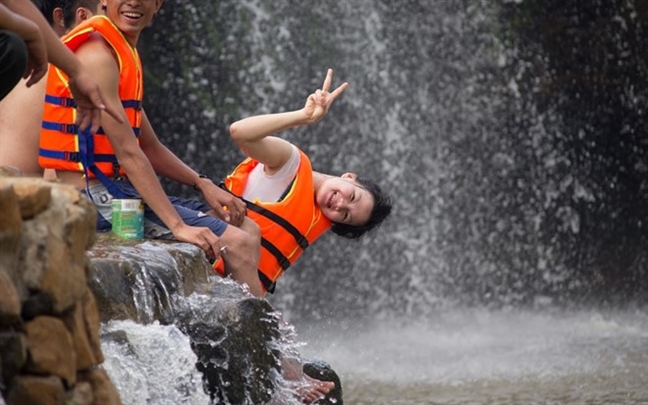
[
  {"x1": 112, "y1": 162, "x2": 123, "y2": 181},
  {"x1": 64, "y1": 151, "x2": 81, "y2": 162},
  {"x1": 61, "y1": 97, "x2": 76, "y2": 107},
  {"x1": 61, "y1": 123, "x2": 78, "y2": 134}
]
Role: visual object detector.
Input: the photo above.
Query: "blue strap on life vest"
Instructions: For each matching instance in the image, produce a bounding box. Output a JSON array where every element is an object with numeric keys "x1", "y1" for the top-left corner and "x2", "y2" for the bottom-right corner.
[
  {"x1": 39, "y1": 148, "x2": 117, "y2": 164},
  {"x1": 42, "y1": 121, "x2": 106, "y2": 135},
  {"x1": 121, "y1": 99, "x2": 142, "y2": 110},
  {"x1": 45, "y1": 94, "x2": 77, "y2": 107},
  {"x1": 77, "y1": 127, "x2": 130, "y2": 199},
  {"x1": 42, "y1": 121, "x2": 140, "y2": 137},
  {"x1": 45, "y1": 95, "x2": 142, "y2": 111}
]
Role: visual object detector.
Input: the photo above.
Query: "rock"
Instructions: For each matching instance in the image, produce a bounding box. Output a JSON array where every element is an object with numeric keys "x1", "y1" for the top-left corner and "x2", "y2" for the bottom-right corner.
[
  {"x1": 0, "y1": 176, "x2": 343, "y2": 404},
  {"x1": 5, "y1": 375, "x2": 65, "y2": 405},
  {"x1": 88, "y1": 236, "x2": 213, "y2": 323},
  {"x1": 61, "y1": 288, "x2": 103, "y2": 370},
  {"x1": 64, "y1": 381, "x2": 94, "y2": 405},
  {"x1": 0, "y1": 184, "x2": 22, "y2": 280},
  {"x1": 0, "y1": 271, "x2": 20, "y2": 327},
  {"x1": 0, "y1": 178, "x2": 94, "y2": 314},
  {"x1": 77, "y1": 368, "x2": 122, "y2": 405},
  {"x1": 0, "y1": 177, "x2": 123, "y2": 403},
  {"x1": 0, "y1": 332, "x2": 27, "y2": 388},
  {"x1": 4, "y1": 179, "x2": 51, "y2": 219},
  {"x1": 24, "y1": 316, "x2": 77, "y2": 386},
  {"x1": 175, "y1": 291, "x2": 281, "y2": 404},
  {"x1": 21, "y1": 291, "x2": 55, "y2": 320}
]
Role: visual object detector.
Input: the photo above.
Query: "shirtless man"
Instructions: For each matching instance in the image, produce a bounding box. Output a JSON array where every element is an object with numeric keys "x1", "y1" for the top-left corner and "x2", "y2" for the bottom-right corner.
[{"x1": 0, "y1": 0, "x2": 107, "y2": 176}]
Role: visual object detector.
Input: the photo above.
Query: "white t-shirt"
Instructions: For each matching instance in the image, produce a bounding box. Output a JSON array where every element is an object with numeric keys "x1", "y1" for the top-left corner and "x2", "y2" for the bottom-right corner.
[{"x1": 242, "y1": 144, "x2": 300, "y2": 202}]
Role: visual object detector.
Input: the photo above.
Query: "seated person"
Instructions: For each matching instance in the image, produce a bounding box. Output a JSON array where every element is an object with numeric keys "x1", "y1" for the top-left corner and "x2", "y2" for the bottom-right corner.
[
  {"x1": 39, "y1": 4, "x2": 262, "y2": 296},
  {"x1": 0, "y1": 0, "x2": 98, "y2": 177},
  {"x1": 215, "y1": 68, "x2": 392, "y2": 295}
]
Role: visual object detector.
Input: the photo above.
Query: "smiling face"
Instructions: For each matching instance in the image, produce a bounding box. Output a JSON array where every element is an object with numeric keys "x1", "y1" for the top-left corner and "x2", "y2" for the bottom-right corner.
[
  {"x1": 315, "y1": 173, "x2": 375, "y2": 226},
  {"x1": 100, "y1": 0, "x2": 162, "y2": 46}
]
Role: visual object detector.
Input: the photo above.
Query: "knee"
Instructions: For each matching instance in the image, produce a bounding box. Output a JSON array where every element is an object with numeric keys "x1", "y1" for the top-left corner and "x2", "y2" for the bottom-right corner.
[
  {"x1": 223, "y1": 223, "x2": 259, "y2": 257},
  {"x1": 239, "y1": 223, "x2": 260, "y2": 253},
  {"x1": 241, "y1": 217, "x2": 260, "y2": 242}
]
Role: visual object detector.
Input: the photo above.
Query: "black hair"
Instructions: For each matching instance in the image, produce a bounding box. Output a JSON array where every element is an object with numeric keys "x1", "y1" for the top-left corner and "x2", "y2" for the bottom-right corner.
[
  {"x1": 63, "y1": 0, "x2": 99, "y2": 30},
  {"x1": 31, "y1": 0, "x2": 64, "y2": 26},
  {"x1": 330, "y1": 176, "x2": 392, "y2": 239}
]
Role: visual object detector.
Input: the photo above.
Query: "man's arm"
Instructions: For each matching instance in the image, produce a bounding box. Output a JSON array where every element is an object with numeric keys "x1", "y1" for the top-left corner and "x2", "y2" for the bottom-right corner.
[
  {"x1": 0, "y1": 2, "x2": 47, "y2": 85},
  {"x1": 1, "y1": 0, "x2": 122, "y2": 133},
  {"x1": 138, "y1": 110, "x2": 247, "y2": 226},
  {"x1": 229, "y1": 68, "x2": 348, "y2": 172},
  {"x1": 75, "y1": 35, "x2": 223, "y2": 256}
]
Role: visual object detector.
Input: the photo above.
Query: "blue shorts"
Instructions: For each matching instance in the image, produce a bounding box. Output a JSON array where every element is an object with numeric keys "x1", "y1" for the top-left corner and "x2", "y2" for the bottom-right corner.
[{"x1": 84, "y1": 180, "x2": 228, "y2": 238}]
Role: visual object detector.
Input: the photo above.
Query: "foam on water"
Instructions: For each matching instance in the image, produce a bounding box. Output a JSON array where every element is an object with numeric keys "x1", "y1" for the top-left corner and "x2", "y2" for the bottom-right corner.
[{"x1": 101, "y1": 320, "x2": 211, "y2": 405}]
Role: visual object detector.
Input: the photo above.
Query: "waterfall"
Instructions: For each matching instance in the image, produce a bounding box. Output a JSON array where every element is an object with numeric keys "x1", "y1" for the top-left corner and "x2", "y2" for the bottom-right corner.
[
  {"x1": 98, "y1": 1, "x2": 647, "y2": 403},
  {"x1": 101, "y1": 320, "x2": 211, "y2": 405},
  {"x1": 91, "y1": 240, "x2": 331, "y2": 405},
  {"x1": 138, "y1": 0, "x2": 646, "y2": 322}
]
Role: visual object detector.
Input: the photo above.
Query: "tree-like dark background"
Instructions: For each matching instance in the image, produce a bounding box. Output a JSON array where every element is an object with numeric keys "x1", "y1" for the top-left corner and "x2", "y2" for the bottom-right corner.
[{"x1": 137, "y1": 0, "x2": 647, "y2": 319}]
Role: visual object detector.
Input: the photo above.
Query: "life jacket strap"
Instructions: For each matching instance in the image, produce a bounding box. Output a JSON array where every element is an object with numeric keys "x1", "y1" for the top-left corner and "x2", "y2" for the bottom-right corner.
[
  {"x1": 42, "y1": 121, "x2": 80, "y2": 134},
  {"x1": 121, "y1": 99, "x2": 143, "y2": 111},
  {"x1": 39, "y1": 148, "x2": 118, "y2": 163},
  {"x1": 78, "y1": 127, "x2": 130, "y2": 199},
  {"x1": 45, "y1": 95, "x2": 142, "y2": 111},
  {"x1": 217, "y1": 182, "x2": 310, "y2": 295},
  {"x1": 41, "y1": 121, "x2": 140, "y2": 137},
  {"x1": 261, "y1": 237, "x2": 291, "y2": 271},
  {"x1": 246, "y1": 202, "x2": 309, "y2": 250},
  {"x1": 45, "y1": 94, "x2": 77, "y2": 107},
  {"x1": 258, "y1": 270, "x2": 276, "y2": 294},
  {"x1": 218, "y1": 182, "x2": 309, "y2": 250}
]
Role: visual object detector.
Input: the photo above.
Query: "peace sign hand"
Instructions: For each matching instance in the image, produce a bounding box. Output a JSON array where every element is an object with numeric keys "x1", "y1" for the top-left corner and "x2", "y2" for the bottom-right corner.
[{"x1": 303, "y1": 68, "x2": 348, "y2": 125}]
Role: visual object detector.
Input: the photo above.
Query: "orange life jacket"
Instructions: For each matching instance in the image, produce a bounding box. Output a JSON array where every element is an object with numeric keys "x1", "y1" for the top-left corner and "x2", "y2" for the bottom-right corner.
[
  {"x1": 39, "y1": 15, "x2": 143, "y2": 178},
  {"x1": 217, "y1": 148, "x2": 332, "y2": 293}
]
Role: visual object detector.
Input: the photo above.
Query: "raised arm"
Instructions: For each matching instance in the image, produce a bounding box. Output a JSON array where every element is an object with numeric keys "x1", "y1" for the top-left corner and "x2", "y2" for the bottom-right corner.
[{"x1": 228, "y1": 68, "x2": 348, "y2": 171}]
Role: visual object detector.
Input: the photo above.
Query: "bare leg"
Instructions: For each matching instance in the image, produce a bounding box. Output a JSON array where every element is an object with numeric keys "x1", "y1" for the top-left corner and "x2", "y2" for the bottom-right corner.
[{"x1": 217, "y1": 217, "x2": 263, "y2": 297}]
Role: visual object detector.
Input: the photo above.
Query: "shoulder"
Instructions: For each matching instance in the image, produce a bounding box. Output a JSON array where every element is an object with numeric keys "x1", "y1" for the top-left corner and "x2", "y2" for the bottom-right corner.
[
  {"x1": 76, "y1": 31, "x2": 112, "y2": 52},
  {"x1": 75, "y1": 33, "x2": 118, "y2": 69}
]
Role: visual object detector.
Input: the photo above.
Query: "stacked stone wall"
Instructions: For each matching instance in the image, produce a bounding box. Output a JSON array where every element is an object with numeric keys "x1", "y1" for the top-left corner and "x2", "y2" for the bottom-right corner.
[{"x1": 0, "y1": 175, "x2": 121, "y2": 405}]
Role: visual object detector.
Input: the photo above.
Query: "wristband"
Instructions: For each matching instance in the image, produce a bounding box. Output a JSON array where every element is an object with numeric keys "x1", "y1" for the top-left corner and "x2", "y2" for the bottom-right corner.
[{"x1": 192, "y1": 174, "x2": 209, "y2": 191}]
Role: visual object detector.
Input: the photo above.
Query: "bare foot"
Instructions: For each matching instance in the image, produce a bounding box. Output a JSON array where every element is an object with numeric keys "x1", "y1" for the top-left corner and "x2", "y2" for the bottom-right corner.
[{"x1": 296, "y1": 374, "x2": 335, "y2": 404}]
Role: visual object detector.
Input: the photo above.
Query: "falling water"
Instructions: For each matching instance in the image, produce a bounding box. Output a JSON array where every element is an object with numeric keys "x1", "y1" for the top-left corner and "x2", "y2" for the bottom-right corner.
[
  {"x1": 101, "y1": 320, "x2": 211, "y2": 405},
  {"x1": 97, "y1": 0, "x2": 648, "y2": 403}
]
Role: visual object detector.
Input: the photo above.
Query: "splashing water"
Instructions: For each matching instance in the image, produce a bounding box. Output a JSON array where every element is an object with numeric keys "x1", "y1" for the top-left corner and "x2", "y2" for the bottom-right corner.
[{"x1": 101, "y1": 320, "x2": 211, "y2": 405}]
